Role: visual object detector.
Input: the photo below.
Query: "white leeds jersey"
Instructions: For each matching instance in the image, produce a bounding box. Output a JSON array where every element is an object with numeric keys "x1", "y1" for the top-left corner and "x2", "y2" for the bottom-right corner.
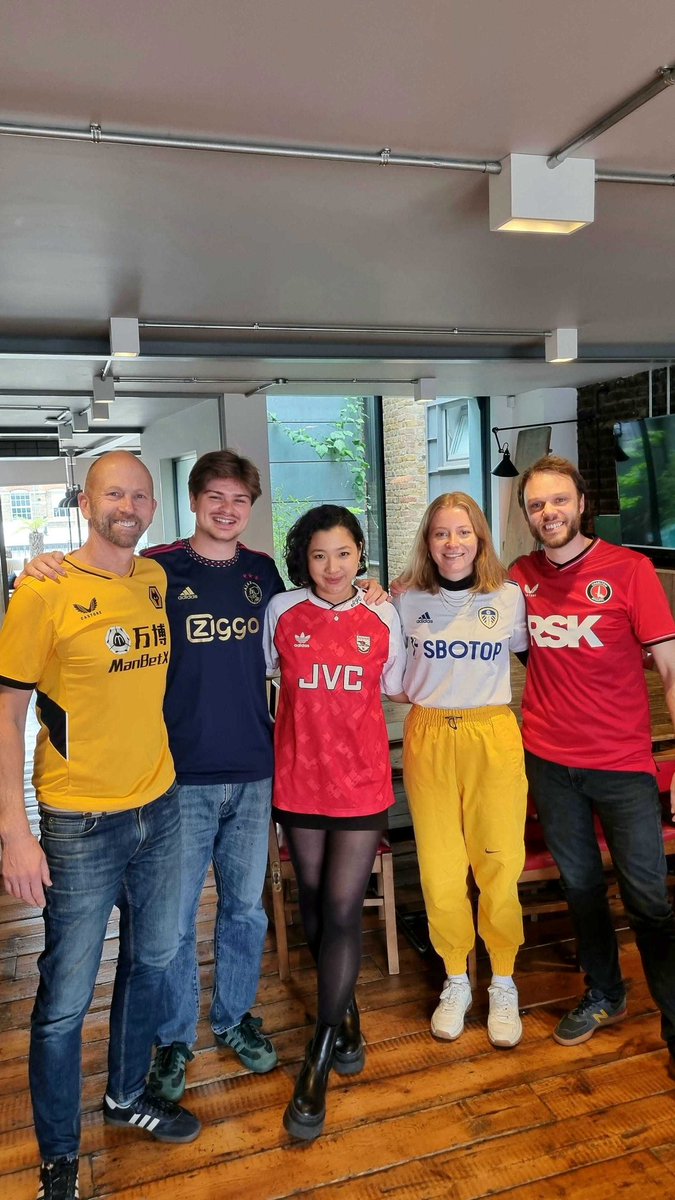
[{"x1": 394, "y1": 581, "x2": 528, "y2": 708}]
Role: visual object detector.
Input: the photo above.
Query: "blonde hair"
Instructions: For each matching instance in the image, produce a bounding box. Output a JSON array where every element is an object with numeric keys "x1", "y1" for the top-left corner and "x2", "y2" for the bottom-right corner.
[{"x1": 398, "y1": 492, "x2": 507, "y2": 594}]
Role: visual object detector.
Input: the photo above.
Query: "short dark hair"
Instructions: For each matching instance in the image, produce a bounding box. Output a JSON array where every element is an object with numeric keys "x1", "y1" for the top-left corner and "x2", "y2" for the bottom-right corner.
[
  {"x1": 285, "y1": 505, "x2": 367, "y2": 587},
  {"x1": 188, "y1": 449, "x2": 261, "y2": 502},
  {"x1": 517, "y1": 454, "x2": 593, "y2": 534}
]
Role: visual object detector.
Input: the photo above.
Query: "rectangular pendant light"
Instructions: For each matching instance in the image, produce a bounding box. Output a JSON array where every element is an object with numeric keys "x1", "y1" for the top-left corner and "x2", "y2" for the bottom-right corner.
[{"x1": 489, "y1": 154, "x2": 595, "y2": 234}]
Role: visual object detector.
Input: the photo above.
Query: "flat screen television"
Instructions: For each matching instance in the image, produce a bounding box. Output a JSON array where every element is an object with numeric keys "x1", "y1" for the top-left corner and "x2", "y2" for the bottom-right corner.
[{"x1": 616, "y1": 414, "x2": 675, "y2": 565}]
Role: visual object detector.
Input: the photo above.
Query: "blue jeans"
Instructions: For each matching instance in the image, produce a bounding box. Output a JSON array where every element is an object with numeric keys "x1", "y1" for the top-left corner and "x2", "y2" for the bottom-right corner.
[
  {"x1": 156, "y1": 779, "x2": 272, "y2": 1046},
  {"x1": 525, "y1": 752, "x2": 675, "y2": 1046},
  {"x1": 30, "y1": 786, "x2": 181, "y2": 1161}
]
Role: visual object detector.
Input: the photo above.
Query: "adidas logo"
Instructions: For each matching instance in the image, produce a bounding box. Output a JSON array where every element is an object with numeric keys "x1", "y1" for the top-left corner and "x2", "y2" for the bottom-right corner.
[
  {"x1": 524, "y1": 584, "x2": 539, "y2": 596},
  {"x1": 416, "y1": 611, "x2": 432, "y2": 624},
  {"x1": 295, "y1": 632, "x2": 311, "y2": 647},
  {"x1": 177, "y1": 586, "x2": 198, "y2": 600}
]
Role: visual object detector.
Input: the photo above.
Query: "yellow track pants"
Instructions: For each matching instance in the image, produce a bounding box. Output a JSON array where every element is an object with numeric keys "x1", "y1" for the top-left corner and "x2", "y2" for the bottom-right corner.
[{"x1": 403, "y1": 704, "x2": 527, "y2": 976}]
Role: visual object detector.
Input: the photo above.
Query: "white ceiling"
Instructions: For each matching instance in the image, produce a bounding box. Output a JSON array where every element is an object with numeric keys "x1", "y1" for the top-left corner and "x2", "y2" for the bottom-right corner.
[{"x1": 0, "y1": 0, "x2": 674, "y2": 436}]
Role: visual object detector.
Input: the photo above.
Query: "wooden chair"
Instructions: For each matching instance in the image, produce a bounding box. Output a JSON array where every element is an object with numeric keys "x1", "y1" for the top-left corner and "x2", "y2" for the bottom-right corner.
[{"x1": 267, "y1": 821, "x2": 400, "y2": 978}]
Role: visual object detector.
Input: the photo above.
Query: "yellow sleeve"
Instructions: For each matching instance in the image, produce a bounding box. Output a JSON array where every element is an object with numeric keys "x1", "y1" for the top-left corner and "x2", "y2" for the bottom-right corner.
[{"x1": 0, "y1": 585, "x2": 55, "y2": 687}]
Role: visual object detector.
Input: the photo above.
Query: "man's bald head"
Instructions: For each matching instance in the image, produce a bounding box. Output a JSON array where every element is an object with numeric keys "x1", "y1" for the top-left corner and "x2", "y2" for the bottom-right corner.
[{"x1": 84, "y1": 451, "x2": 154, "y2": 499}]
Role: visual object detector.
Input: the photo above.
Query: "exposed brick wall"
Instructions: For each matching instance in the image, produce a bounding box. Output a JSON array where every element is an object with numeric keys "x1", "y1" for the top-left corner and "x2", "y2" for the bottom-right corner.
[
  {"x1": 577, "y1": 369, "x2": 669, "y2": 515},
  {"x1": 382, "y1": 396, "x2": 428, "y2": 580}
]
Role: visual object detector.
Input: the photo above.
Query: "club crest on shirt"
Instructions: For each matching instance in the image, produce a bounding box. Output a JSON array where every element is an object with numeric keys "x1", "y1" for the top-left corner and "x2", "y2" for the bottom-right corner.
[
  {"x1": 586, "y1": 579, "x2": 612, "y2": 604},
  {"x1": 355, "y1": 635, "x2": 371, "y2": 654},
  {"x1": 105, "y1": 626, "x2": 132, "y2": 655},
  {"x1": 148, "y1": 585, "x2": 163, "y2": 609},
  {"x1": 244, "y1": 580, "x2": 263, "y2": 605},
  {"x1": 478, "y1": 606, "x2": 499, "y2": 629}
]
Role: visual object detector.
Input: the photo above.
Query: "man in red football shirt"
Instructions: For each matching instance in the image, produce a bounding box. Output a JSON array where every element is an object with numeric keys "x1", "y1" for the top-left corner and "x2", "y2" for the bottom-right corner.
[{"x1": 510, "y1": 455, "x2": 675, "y2": 1075}]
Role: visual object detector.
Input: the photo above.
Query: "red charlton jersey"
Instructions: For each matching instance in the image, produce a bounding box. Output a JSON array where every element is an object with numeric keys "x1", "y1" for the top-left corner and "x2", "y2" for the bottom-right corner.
[
  {"x1": 263, "y1": 588, "x2": 406, "y2": 817},
  {"x1": 510, "y1": 539, "x2": 675, "y2": 774}
]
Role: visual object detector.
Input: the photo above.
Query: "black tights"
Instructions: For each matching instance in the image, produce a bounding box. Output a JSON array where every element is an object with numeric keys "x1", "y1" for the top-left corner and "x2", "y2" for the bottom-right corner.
[{"x1": 281, "y1": 826, "x2": 384, "y2": 1026}]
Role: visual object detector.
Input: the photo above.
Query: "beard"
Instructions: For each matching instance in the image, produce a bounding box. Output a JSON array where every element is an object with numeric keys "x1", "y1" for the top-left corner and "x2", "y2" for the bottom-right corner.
[
  {"x1": 89, "y1": 511, "x2": 144, "y2": 549},
  {"x1": 529, "y1": 511, "x2": 582, "y2": 549}
]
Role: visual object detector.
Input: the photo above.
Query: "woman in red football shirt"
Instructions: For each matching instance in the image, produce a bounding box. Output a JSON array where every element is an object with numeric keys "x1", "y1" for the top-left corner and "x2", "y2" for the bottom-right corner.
[{"x1": 264, "y1": 504, "x2": 406, "y2": 1142}]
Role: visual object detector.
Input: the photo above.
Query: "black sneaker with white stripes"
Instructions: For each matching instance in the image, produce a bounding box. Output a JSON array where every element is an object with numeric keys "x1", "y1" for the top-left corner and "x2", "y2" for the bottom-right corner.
[
  {"x1": 36, "y1": 1156, "x2": 79, "y2": 1200},
  {"x1": 103, "y1": 1086, "x2": 201, "y2": 1142}
]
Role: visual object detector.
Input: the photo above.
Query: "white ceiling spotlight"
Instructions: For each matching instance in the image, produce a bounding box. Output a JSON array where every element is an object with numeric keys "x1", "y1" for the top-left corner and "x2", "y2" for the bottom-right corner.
[
  {"x1": 72, "y1": 411, "x2": 89, "y2": 433},
  {"x1": 545, "y1": 327, "x2": 578, "y2": 363},
  {"x1": 57, "y1": 415, "x2": 74, "y2": 450},
  {"x1": 109, "y1": 316, "x2": 140, "y2": 358},
  {"x1": 489, "y1": 154, "x2": 595, "y2": 235},
  {"x1": 90, "y1": 374, "x2": 115, "y2": 421},
  {"x1": 413, "y1": 377, "x2": 437, "y2": 403}
]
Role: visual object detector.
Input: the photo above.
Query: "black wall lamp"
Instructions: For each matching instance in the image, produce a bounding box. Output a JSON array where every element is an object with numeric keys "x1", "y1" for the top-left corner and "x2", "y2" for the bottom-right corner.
[{"x1": 491, "y1": 418, "x2": 580, "y2": 477}]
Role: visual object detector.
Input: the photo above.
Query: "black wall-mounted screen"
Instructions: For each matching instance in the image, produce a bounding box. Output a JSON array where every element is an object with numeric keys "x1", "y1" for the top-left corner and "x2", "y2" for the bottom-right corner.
[{"x1": 617, "y1": 414, "x2": 675, "y2": 563}]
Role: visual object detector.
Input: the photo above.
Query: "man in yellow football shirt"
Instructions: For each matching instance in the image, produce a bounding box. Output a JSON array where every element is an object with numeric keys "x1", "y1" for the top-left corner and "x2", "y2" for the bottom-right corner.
[{"x1": 0, "y1": 452, "x2": 200, "y2": 1200}]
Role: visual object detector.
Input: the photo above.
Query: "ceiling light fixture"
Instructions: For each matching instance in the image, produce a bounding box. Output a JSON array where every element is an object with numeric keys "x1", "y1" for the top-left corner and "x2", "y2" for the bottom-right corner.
[
  {"x1": 489, "y1": 155, "x2": 595, "y2": 235},
  {"x1": 413, "y1": 377, "x2": 437, "y2": 403},
  {"x1": 90, "y1": 375, "x2": 115, "y2": 421},
  {"x1": 110, "y1": 317, "x2": 140, "y2": 358},
  {"x1": 545, "y1": 327, "x2": 578, "y2": 363}
]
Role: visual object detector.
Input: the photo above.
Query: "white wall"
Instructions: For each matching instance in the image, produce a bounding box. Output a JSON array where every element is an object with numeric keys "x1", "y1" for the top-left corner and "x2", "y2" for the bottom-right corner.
[
  {"x1": 490, "y1": 388, "x2": 578, "y2": 551},
  {"x1": 221, "y1": 393, "x2": 274, "y2": 558},
  {"x1": 141, "y1": 398, "x2": 223, "y2": 545},
  {"x1": 140, "y1": 392, "x2": 275, "y2": 556}
]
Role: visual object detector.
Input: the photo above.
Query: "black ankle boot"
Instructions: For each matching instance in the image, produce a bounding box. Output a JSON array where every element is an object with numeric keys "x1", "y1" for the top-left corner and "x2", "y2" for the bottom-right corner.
[
  {"x1": 283, "y1": 1021, "x2": 338, "y2": 1141},
  {"x1": 333, "y1": 997, "x2": 366, "y2": 1076}
]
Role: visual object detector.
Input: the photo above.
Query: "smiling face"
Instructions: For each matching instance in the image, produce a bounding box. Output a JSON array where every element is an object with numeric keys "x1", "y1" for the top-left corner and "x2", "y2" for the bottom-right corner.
[
  {"x1": 80, "y1": 452, "x2": 156, "y2": 551},
  {"x1": 307, "y1": 524, "x2": 363, "y2": 604},
  {"x1": 190, "y1": 476, "x2": 253, "y2": 560},
  {"x1": 427, "y1": 506, "x2": 479, "y2": 582},
  {"x1": 522, "y1": 470, "x2": 586, "y2": 558}
]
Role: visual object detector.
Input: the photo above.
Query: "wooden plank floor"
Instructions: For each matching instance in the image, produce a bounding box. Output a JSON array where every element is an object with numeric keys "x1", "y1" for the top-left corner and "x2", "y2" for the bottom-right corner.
[
  {"x1": 4, "y1": 702, "x2": 675, "y2": 1198},
  {"x1": 3, "y1": 844, "x2": 675, "y2": 1199}
]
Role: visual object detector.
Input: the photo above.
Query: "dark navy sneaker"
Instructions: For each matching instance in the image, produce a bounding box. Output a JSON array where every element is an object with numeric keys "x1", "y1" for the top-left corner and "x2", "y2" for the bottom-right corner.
[
  {"x1": 36, "y1": 1156, "x2": 79, "y2": 1200},
  {"x1": 148, "y1": 1042, "x2": 194, "y2": 1102},
  {"x1": 215, "y1": 1012, "x2": 278, "y2": 1073},
  {"x1": 103, "y1": 1087, "x2": 201, "y2": 1142},
  {"x1": 553, "y1": 990, "x2": 627, "y2": 1046}
]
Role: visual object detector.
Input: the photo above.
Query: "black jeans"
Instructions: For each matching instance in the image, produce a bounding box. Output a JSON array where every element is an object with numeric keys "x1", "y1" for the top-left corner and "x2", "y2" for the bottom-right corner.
[{"x1": 525, "y1": 751, "x2": 675, "y2": 1047}]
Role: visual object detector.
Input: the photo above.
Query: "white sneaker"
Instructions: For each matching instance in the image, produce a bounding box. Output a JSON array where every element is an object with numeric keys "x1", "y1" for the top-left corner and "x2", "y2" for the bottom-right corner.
[
  {"x1": 430, "y1": 979, "x2": 472, "y2": 1040},
  {"x1": 487, "y1": 984, "x2": 522, "y2": 1048}
]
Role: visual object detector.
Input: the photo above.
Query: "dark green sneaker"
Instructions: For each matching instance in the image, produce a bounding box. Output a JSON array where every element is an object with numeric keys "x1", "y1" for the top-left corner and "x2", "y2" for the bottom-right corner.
[
  {"x1": 553, "y1": 990, "x2": 627, "y2": 1046},
  {"x1": 148, "y1": 1042, "x2": 194, "y2": 1102},
  {"x1": 215, "y1": 1013, "x2": 278, "y2": 1073}
]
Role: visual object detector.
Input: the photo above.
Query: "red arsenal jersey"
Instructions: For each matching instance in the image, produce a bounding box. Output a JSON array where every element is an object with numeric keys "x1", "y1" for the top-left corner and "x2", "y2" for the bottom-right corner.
[
  {"x1": 263, "y1": 588, "x2": 406, "y2": 817},
  {"x1": 510, "y1": 540, "x2": 675, "y2": 774}
]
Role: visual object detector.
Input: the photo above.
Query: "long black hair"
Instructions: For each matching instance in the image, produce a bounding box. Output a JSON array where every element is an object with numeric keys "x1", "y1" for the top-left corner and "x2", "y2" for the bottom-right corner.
[{"x1": 285, "y1": 504, "x2": 367, "y2": 587}]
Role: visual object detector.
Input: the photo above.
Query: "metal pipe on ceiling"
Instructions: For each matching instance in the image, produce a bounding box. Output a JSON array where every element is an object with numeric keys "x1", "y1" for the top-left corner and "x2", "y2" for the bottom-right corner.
[
  {"x1": 139, "y1": 321, "x2": 547, "y2": 338},
  {"x1": 0, "y1": 119, "x2": 501, "y2": 174},
  {"x1": 595, "y1": 169, "x2": 675, "y2": 186},
  {"x1": 0, "y1": 117, "x2": 673, "y2": 185},
  {"x1": 547, "y1": 65, "x2": 675, "y2": 168}
]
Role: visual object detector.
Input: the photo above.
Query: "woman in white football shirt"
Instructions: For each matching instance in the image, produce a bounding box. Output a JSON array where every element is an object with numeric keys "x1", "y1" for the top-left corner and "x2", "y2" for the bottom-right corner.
[{"x1": 394, "y1": 492, "x2": 528, "y2": 1048}]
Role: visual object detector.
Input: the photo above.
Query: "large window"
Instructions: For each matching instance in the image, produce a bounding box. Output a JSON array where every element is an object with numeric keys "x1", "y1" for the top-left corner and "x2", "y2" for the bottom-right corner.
[
  {"x1": 10, "y1": 492, "x2": 33, "y2": 520},
  {"x1": 266, "y1": 395, "x2": 387, "y2": 584},
  {"x1": 426, "y1": 396, "x2": 486, "y2": 506}
]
